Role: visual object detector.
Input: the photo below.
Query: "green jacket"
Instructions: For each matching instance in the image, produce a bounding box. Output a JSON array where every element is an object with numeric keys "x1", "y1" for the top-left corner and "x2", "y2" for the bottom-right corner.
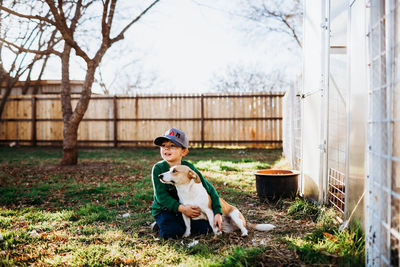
[{"x1": 151, "y1": 160, "x2": 222, "y2": 217}]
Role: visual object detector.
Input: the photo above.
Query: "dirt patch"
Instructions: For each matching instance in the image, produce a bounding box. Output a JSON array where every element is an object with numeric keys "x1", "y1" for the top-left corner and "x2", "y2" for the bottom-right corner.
[{"x1": 41, "y1": 162, "x2": 115, "y2": 171}]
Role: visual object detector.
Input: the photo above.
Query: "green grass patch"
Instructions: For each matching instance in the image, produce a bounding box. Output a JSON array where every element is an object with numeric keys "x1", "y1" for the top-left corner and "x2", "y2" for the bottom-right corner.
[
  {"x1": 287, "y1": 197, "x2": 321, "y2": 222},
  {"x1": 0, "y1": 147, "x2": 61, "y2": 165},
  {"x1": 194, "y1": 159, "x2": 272, "y2": 173},
  {"x1": 0, "y1": 187, "x2": 18, "y2": 204},
  {"x1": 221, "y1": 246, "x2": 269, "y2": 266},
  {"x1": 286, "y1": 198, "x2": 365, "y2": 266},
  {"x1": 77, "y1": 204, "x2": 114, "y2": 223}
]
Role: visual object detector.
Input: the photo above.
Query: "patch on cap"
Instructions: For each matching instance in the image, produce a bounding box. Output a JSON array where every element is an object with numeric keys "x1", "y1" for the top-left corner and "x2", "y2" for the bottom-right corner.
[{"x1": 154, "y1": 128, "x2": 189, "y2": 148}]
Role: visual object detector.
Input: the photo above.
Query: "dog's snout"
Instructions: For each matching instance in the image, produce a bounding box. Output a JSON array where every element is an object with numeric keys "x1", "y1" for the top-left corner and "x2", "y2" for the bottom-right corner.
[{"x1": 158, "y1": 174, "x2": 163, "y2": 179}]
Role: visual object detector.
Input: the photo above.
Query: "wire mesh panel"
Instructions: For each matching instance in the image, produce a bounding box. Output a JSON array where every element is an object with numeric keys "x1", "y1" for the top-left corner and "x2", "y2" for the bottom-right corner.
[
  {"x1": 367, "y1": 0, "x2": 400, "y2": 265},
  {"x1": 326, "y1": 63, "x2": 347, "y2": 217},
  {"x1": 326, "y1": 0, "x2": 348, "y2": 218},
  {"x1": 328, "y1": 168, "x2": 345, "y2": 216},
  {"x1": 293, "y1": 83, "x2": 302, "y2": 172},
  {"x1": 327, "y1": 70, "x2": 347, "y2": 174},
  {"x1": 282, "y1": 78, "x2": 302, "y2": 172}
]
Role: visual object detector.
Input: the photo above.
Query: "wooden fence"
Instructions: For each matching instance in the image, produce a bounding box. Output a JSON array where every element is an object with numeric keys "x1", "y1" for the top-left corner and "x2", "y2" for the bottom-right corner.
[{"x1": 0, "y1": 92, "x2": 284, "y2": 148}]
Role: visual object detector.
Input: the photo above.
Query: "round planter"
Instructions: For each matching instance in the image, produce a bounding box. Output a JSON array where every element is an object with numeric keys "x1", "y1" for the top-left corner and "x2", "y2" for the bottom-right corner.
[{"x1": 254, "y1": 169, "x2": 299, "y2": 200}]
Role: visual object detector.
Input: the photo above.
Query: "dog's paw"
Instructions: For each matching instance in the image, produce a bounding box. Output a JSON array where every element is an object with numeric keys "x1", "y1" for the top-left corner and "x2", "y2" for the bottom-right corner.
[
  {"x1": 183, "y1": 232, "x2": 191, "y2": 238},
  {"x1": 213, "y1": 228, "x2": 222, "y2": 235},
  {"x1": 241, "y1": 231, "x2": 248, "y2": 237}
]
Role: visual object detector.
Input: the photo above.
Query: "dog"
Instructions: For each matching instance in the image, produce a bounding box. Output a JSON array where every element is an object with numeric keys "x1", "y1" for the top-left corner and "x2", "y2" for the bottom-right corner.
[{"x1": 158, "y1": 165, "x2": 275, "y2": 237}]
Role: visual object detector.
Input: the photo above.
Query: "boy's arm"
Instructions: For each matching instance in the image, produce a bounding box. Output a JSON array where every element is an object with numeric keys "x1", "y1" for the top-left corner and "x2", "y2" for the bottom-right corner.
[
  {"x1": 188, "y1": 163, "x2": 223, "y2": 215},
  {"x1": 152, "y1": 164, "x2": 181, "y2": 213},
  {"x1": 202, "y1": 177, "x2": 223, "y2": 214}
]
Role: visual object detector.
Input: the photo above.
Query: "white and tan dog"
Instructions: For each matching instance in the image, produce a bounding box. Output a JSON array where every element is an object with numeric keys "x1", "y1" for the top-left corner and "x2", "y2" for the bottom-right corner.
[{"x1": 158, "y1": 165, "x2": 275, "y2": 237}]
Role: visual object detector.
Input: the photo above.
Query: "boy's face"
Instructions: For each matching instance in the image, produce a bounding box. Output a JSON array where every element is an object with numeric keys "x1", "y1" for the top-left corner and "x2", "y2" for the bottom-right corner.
[{"x1": 160, "y1": 140, "x2": 188, "y2": 164}]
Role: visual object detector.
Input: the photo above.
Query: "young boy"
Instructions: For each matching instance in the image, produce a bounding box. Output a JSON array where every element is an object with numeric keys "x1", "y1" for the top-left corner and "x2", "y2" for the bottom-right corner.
[{"x1": 151, "y1": 128, "x2": 223, "y2": 239}]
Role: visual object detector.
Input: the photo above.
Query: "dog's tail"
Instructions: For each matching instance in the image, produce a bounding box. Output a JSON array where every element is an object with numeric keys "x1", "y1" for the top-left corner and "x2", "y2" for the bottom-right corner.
[{"x1": 248, "y1": 223, "x2": 275, "y2": 231}]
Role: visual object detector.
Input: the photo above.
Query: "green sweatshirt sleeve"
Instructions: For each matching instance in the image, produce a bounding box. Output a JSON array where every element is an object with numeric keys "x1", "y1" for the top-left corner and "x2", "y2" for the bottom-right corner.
[
  {"x1": 184, "y1": 161, "x2": 223, "y2": 215},
  {"x1": 152, "y1": 163, "x2": 181, "y2": 214}
]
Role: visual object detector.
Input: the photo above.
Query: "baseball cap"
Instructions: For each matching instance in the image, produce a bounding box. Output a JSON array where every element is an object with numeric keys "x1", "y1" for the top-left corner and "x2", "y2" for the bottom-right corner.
[{"x1": 154, "y1": 128, "x2": 189, "y2": 148}]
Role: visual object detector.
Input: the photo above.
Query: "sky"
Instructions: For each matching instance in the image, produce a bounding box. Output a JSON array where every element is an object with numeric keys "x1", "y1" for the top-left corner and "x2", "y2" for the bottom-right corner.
[
  {"x1": 43, "y1": 0, "x2": 301, "y2": 94},
  {"x1": 123, "y1": 0, "x2": 274, "y2": 93}
]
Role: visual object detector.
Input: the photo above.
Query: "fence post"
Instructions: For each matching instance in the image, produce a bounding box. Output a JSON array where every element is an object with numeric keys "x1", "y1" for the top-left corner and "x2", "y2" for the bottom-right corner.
[
  {"x1": 113, "y1": 96, "x2": 118, "y2": 147},
  {"x1": 32, "y1": 96, "x2": 37, "y2": 146},
  {"x1": 201, "y1": 94, "x2": 204, "y2": 148}
]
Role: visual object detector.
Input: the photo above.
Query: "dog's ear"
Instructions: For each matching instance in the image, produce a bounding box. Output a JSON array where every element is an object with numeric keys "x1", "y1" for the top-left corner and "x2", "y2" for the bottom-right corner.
[{"x1": 188, "y1": 170, "x2": 201, "y2": 183}]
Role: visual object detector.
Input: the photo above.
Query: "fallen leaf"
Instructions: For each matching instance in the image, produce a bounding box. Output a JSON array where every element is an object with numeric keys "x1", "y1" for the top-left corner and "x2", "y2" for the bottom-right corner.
[{"x1": 125, "y1": 258, "x2": 135, "y2": 264}]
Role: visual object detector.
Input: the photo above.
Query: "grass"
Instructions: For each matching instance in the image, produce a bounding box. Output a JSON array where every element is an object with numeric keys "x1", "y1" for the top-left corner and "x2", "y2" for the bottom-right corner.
[
  {"x1": 0, "y1": 146, "x2": 364, "y2": 266},
  {"x1": 285, "y1": 198, "x2": 365, "y2": 266}
]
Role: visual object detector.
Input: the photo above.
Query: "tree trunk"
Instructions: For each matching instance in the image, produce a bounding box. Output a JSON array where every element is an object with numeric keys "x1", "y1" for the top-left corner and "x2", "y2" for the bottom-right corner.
[
  {"x1": 61, "y1": 121, "x2": 78, "y2": 165},
  {"x1": 0, "y1": 85, "x2": 11, "y2": 119},
  {"x1": 60, "y1": 47, "x2": 96, "y2": 165},
  {"x1": 60, "y1": 44, "x2": 76, "y2": 165},
  {"x1": 0, "y1": 78, "x2": 18, "y2": 119}
]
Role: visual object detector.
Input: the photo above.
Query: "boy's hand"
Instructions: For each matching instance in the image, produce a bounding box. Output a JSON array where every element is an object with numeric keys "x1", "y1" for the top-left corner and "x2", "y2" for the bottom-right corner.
[
  {"x1": 178, "y1": 204, "x2": 201, "y2": 218},
  {"x1": 214, "y1": 213, "x2": 222, "y2": 232}
]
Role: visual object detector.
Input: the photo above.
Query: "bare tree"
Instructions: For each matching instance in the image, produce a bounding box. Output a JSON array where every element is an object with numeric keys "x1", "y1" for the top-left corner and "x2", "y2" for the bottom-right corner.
[
  {"x1": 191, "y1": 0, "x2": 302, "y2": 93},
  {"x1": 1, "y1": 0, "x2": 161, "y2": 165},
  {"x1": 191, "y1": 0, "x2": 302, "y2": 48},
  {"x1": 0, "y1": 1, "x2": 59, "y2": 117},
  {"x1": 240, "y1": 0, "x2": 303, "y2": 48},
  {"x1": 209, "y1": 65, "x2": 289, "y2": 92}
]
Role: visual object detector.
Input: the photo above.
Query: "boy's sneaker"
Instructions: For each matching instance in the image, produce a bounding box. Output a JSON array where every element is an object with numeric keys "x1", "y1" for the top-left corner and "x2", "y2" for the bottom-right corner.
[{"x1": 151, "y1": 221, "x2": 159, "y2": 232}]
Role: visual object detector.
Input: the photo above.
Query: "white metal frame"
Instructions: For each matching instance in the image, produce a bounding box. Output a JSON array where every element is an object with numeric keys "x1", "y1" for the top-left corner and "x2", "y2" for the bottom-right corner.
[
  {"x1": 321, "y1": 0, "x2": 331, "y2": 204},
  {"x1": 323, "y1": 0, "x2": 350, "y2": 219},
  {"x1": 366, "y1": 0, "x2": 400, "y2": 265}
]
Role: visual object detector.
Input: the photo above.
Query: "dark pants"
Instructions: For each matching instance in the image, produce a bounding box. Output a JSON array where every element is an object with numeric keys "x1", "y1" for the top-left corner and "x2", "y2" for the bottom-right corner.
[{"x1": 154, "y1": 211, "x2": 213, "y2": 239}]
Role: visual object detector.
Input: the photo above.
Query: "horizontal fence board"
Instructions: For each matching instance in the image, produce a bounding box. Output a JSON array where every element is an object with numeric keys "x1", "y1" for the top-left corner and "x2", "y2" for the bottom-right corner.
[{"x1": 0, "y1": 92, "x2": 284, "y2": 148}]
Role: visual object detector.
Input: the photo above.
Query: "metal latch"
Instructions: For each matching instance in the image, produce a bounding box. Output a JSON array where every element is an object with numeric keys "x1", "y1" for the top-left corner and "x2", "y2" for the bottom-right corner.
[
  {"x1": 321, "y1": 18, "x2": 329, "y2": 30},
  {"x1": 296, "y1": 88, "x2": 322, "y2": 99},
  {"x1": 318, "y1": 141, "x2": 327, "y2": 152}
]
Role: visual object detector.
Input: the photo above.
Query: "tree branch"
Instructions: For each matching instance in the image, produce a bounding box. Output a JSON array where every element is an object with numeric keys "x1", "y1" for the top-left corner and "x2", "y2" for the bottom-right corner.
[
  {"x1": 105, "y1": 0, "x2": 117, "y2": 39},
  {"x1": 45, "y1": 0, "x2": 91, "y2": 63},
  {"x1": 110, "y1": 0, "x2": 161, "y2": 44},
  {"x1": 280, "y1": 16, "x2": 302, "y2": 48},
  {"x1": 100, "y1": 0, "x2": 114, "y2": 46},
  {"x1": 101, "y1": 0, "x2": 111, "y2": 38},
  {"x1": 0, "y1": 37, "x2": 62, "y2": 57},
  {"x1": 70, "y1": 0, "x2": 83, "y2": 33},
  {"x1": 0, "y1": 5, "x2": 55, "y2": 26}
]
